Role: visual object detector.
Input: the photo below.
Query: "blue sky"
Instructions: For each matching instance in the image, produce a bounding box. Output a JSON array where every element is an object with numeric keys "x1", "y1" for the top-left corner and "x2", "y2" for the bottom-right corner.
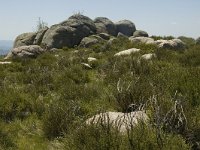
[{"x1": 0, "y1": 0, "x2": 200, "y2": 40}]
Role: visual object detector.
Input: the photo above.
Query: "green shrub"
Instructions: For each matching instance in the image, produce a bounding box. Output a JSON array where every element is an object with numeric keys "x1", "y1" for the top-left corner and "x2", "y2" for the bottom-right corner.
[
  {"x1": 151, "y1": 35, "x2": 175, "y2": 40},
  {"x1": 43, "y1": 99, "x2": 83, "y2": 139},
  {"x1": 63, "y1": 122, "x2": 190, "y2": 150},
  {"x1": 0, "y1": 87, "x2": 32, "y2": 121},
  {"x1": 179, "y1": 45, "x2": 200, "y2": 67},
  {"x1": 196, "y1": 37, "x2": 200, "y2": 45},
  {"x1": 0, "y1": 122, "x2": 16, "y2": 149},
  {"x1": 178, "y1": 36, "x2": 196, "y2": 46}
]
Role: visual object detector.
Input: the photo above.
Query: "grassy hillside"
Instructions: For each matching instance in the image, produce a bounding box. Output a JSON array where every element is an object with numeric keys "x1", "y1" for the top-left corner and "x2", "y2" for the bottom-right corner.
[{"x1": 0, "y1": 37, "x2": 200, "y2": 149}]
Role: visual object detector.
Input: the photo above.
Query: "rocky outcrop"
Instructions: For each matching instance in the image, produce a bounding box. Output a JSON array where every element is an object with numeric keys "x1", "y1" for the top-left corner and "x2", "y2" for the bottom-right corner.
[
  {"x1": 86, "y1": 111, "x2": 148, "y2": 132},
  {"x1": 115, "y1": 20, "x2": 136, "y2": 36},
  {"x1": 129, "y1": 37, "x2": 155, "y2": 44},
  {"x1": 65, "y1": 14, "x2": 96, "y2": 33},
  {"x1": 14, "y1": 32, "x2": 37, "y2": 48},
  {"x1": 129, "y1": 37, "x2": 186, "y2": 50},
  {"x1": 41, "y1": 14, "x2": 97, "y2": 49},
  {"x1": 114, "y1": 48, "x2": 140, "y2": 56},
  {"x1": 94, "y1": 17, "x2": 116, "y2": 36},
  {"x1": 10, "y1": 14, "x2": 187, "y2": 59},
  {"x1": 7, "y1": 14, "x2": 189, "y2": 62},
  {"x1": 133, "y1": 30, "x2": 149, "y2": 37},
  {"x1": 5, "y1": 45, "x2": 45, "y2": 59},
  {"x1": 11, "y1": 15, "x2": 140, "y2": 52},
  {"x1": 13, "y1": 27, "x2": 48, "y2": 48},
  {"x1": 155, "y1": 39, "x2": 186, "y2": 50},
  {"x1": 41, "y1": 24, "x2": 76, "y2": 48}
]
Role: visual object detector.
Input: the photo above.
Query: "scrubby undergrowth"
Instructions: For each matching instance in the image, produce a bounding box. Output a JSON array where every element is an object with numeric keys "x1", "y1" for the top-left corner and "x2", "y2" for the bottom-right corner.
[{"x1": 0, "y1": 37, "x2": 200, "y2": 149}]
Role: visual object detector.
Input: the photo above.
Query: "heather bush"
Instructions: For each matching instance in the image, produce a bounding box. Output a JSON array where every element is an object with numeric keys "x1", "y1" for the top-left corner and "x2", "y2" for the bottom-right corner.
[
  {"x1": 43, "y1": 99, "x2": 83, "y2": 139},
  {"x1": 178, "y1": 36, "x2": 196, "y2": 46}
]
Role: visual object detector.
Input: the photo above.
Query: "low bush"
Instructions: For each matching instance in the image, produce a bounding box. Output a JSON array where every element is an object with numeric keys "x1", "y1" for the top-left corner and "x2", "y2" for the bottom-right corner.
[
  {"x1": 0, "y1": 124, "x2": 16, "y2": 149},
  {"x1": 43, "y1": 99, "x2": 83, "y2": 139},
  {"x1": 178, "y1": 36, "x2": 196, "y2": 46},
  {"x1": 63, "y1": 120, "x2": 190, "y2": 150},
  {"x1": 179, "y1": 45, "x2": 200, "y2": 67}
]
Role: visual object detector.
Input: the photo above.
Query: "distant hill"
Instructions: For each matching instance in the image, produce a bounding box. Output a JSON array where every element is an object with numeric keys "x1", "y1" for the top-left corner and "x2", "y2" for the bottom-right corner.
[{"x1": 0, "y1": 40, "x2": 13, "y2": 55}]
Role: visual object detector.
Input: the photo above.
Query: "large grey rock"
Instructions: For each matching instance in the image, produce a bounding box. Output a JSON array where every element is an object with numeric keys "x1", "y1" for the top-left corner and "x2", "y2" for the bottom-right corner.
[
  {"x1": 129, "y1": 37, "x2": 155, "y2": 44},
  {"x1": 115, "y1": 20, "x2": 136, "y2": 36},
  {"x1": 141, "y1": 53, "x2": 156, "y2": 60},
  {"x1": 14, "y1": 32, "x2": 37, "y2": 48},
  {"x1": 81, "y1": 63, "x2": 92, "y2": 69},
  {"x1": 86, "y1": 111, "x2": 148, "y2": 132},
  {"x1": 88, "y1": 57, "x2": 97, "y2": 62},
  {"x1": 169, "y1": 39, "x2": 186, "y2": 49},
  {"x1": 117, "y1": 32, "x2": 128, "y2": 38},
  {"x1": 114, "y1": 48, "x2": 140, "y2": 56},
  {"x1": 155, "y1": 39, "x2": 186, "y2": 50},
  {"x1": 90, "y1": 35, "x2": 104, "y2": 41},
  {"x1": 133, "y1": 30, "x2": 149, "y2": 37},
  {"x1": 79, "y1": 37, "x2": 99, "y2": 48},
  {"x1": 94, "y1": 17, "x2": 116, "y2": 36},
  {"x1": 63, "y1": 14, "x2": 96, "y2": 34},
  {"x1": 41, "y1": 24, "x2": 76, "y2": 49},
  {"x1": 33, "y1": 27, "x2": 48, "y2": 45},
  {"x1": 5, "y1": 45, "x2": 45, "y2": 59},
  {"x1": 98, "y1": 33, "x2": 110, "y2": 40},
  {"x1": 42, "y1": 14, "x2": 97, "y2": 49},
  {"x1": 13, "y1": 27, "x2": 48, "y2": 48}
]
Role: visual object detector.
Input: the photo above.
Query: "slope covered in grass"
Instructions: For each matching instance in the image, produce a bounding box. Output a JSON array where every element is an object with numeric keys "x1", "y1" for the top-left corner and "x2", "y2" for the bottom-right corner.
[{"x1": 0, "y1": 37, "x2": 200, "y2": 149}]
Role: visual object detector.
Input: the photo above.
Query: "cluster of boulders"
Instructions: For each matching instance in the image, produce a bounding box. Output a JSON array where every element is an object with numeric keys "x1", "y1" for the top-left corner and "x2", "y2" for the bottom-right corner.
[
  {"x1": 12, "y1": 14, "x2": 141, "y2": 49},
  {"x1": 5, "y1": 45, "x2": 45, "y2": 59},
  {"x1": 5, "y1": 14, "x2": 195, "y2": 59},
  {"x1": 13, "y1": 27, "x2": 49, "y2": 48},
  {"x1": 129, "y1": 37, "x2": 186, "y2": 50},
  {"x1": 5, "y1": 14, "x2": 147, "y2": 59}
]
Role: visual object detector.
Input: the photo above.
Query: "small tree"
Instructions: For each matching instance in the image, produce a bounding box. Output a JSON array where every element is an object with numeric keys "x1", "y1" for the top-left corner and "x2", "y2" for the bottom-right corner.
[{"x1": 36, "y1": 17, "x2": 48, "y2": 31}]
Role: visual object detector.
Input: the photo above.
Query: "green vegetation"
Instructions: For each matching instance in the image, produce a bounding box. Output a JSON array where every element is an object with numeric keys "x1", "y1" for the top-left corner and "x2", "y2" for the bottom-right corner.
[{"x1": 0, "y1": 37, "x2": 200, "y2": 149}]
